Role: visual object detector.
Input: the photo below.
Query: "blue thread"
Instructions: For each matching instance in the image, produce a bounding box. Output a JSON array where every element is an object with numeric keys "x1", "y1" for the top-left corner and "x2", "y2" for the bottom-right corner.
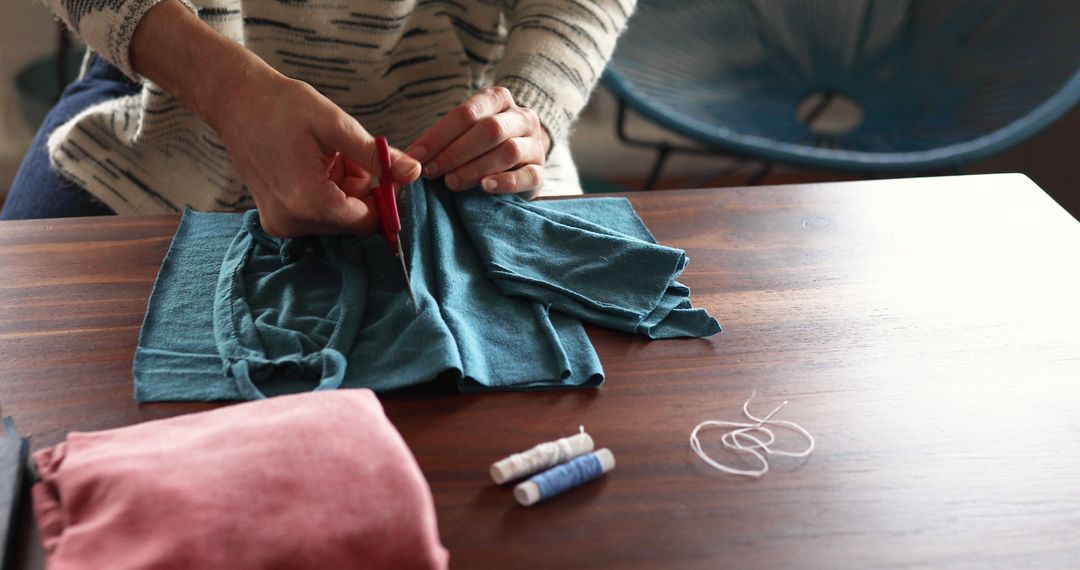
[{"x1": 531, "y1": 452, "x2": 604, "y2": 502}]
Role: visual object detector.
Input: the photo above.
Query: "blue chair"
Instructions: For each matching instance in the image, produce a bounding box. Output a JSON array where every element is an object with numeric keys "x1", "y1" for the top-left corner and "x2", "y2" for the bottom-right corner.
[{"x1": 604, "y1": 1, "x2": 1080, "y2": 189}]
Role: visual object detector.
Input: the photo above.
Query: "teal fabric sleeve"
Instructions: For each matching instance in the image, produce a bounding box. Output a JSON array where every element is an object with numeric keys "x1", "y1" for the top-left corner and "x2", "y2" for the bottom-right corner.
[
  {"x1": 133, "y1": 180, "x2": 720, "y2": 401},
  {"x1": 456, "y1": 191, "x2": 721, "y2": 339}
]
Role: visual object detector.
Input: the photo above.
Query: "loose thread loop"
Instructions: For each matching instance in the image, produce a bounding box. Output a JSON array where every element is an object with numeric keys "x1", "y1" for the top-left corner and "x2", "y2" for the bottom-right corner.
[{"x1": 689, "y1": 392, "x2": 815, "y2": 478}]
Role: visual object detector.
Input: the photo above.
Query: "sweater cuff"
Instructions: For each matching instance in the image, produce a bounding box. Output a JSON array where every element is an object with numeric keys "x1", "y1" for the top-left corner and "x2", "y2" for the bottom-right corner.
[
  {"x1": 494, "y1": 1, "x2": 635, "y2": 147},
  {"x1": 59, "y1": 0, "x2": 198, "y2": 81}
]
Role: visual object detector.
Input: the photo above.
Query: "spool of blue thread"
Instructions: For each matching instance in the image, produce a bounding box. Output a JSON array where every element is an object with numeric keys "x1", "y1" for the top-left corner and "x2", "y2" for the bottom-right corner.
[{"x1": 513, "y1": 448, "x2": 615, "y2": 507}]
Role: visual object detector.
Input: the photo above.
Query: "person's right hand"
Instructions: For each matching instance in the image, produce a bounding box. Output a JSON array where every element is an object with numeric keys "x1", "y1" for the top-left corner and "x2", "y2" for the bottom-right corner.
[
  {"x1": 130, "y1": 0, "x2": 420, "y2": 237},
  {"x1": 210, "y1": 72, "x2": 420, "y2": 237}
]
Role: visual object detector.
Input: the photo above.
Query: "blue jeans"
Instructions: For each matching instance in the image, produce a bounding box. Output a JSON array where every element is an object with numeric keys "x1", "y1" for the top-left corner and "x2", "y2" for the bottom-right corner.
[{"x1": 2, "y1": 56, "x2": 140, "y2": 220}]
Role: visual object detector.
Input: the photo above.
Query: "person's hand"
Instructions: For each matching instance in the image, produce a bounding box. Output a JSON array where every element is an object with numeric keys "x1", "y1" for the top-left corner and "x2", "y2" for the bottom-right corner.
[
  {"x1": 406, "y1": 86, "x2": 550, "y2": 195},
  {"x1": 212, "y1": 73, "x2": 421, "y2": 237},
  {"x1": 129, "y1": 0, "x2": 421, "y2": 237}
]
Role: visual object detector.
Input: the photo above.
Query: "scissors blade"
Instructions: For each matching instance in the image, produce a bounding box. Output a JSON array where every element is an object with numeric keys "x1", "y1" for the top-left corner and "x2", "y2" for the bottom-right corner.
[{"x1": 395, "y1": 238, "x2": 419, "y2": 316}]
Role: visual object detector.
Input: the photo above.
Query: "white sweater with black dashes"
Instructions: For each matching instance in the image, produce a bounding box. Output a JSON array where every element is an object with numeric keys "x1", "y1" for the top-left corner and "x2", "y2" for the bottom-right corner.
[{"x1": 44, "y1": 0, "x2": 635, "y2": 213}]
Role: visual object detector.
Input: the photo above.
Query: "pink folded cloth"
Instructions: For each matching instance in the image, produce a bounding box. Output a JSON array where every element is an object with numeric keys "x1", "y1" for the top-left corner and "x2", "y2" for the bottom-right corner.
[{"x1": 32, "y1": 389, "x2": 448, "y2": 570}]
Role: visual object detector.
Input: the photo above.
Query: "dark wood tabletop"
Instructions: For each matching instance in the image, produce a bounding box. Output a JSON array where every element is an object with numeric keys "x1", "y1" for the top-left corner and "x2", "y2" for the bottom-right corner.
[{"x1": 2, "y1": 173, "x2": 1079, "y2": 569}]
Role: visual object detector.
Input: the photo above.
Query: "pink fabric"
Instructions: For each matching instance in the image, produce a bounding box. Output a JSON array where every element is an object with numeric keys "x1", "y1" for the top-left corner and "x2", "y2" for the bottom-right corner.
[{"x1": 32, "y1": 390, "x2": 448, "y2": 570}]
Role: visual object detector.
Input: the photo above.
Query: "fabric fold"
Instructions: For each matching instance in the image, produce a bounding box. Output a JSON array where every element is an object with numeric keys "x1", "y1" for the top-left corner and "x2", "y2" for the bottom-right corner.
[
  {"x1": 455, "y1": 190, "x2": 721, "y2": 339},
  {"x1": 133, "y1": 181, "x2": 719, "y2": 402},
  {"x1": 213, "y1": 210, "x2": 366, "y2": 398}
]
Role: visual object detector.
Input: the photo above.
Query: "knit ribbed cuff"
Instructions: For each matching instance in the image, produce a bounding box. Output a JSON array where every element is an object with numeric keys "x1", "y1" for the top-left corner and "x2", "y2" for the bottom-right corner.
[{"x1": 73, "y1": 0, "x2": 198, "y2": 81}]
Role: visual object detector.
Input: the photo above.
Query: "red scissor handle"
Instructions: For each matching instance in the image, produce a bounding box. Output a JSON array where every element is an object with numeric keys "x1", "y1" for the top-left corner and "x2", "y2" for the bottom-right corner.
[{"x1": 374, "y1": 136, "x2": 401, "y2": 249}]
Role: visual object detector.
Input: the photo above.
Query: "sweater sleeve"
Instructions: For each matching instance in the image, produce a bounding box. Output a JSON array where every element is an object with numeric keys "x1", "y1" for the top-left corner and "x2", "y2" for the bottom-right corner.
[
  {"x1": 495, "y1": 0, "x2": 636, "y2": 144},
  {"x1": 42, "y1": 0, "x2": 196, "y2": 80}
]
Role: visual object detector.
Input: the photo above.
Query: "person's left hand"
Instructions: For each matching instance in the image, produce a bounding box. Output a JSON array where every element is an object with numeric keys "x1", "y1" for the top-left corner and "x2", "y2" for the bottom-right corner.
[{"x1": 406, "y1": 86, "x2": 550, "y2": 194}]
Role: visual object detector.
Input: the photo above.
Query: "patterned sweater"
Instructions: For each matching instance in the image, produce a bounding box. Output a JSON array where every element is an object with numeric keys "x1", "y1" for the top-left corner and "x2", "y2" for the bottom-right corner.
[{"x1": 44, "y1": 0, "x2": 635, "y2": 214}]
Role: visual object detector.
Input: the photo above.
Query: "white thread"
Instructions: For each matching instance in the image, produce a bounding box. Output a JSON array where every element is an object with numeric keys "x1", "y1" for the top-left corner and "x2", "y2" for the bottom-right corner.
[
  {"x1": 689, "y1": 392, "x2": 815, "y2": 478},
  {"x1": 490, "y1": 427, "x2": 595, "y2": 484}
]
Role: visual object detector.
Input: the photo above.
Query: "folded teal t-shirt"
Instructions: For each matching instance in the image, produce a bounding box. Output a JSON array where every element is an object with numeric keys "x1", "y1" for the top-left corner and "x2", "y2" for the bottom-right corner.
[{"x1": 133, "y1": 181, "x2": 720, "y2": 401}]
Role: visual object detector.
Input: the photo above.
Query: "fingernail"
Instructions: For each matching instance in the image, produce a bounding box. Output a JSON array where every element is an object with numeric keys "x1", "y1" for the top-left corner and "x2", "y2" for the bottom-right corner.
[
  {"x1": 391, "y1": 159, "x2": 413, "y2": 180},
  {"x1": 482, "y1": 178, "x2": 497, "y2": 192},
  {"x1": 406, "y1": 146, "x2": 427, "y2": 162},
  {"x1": 423, "y1": 162, "x2": 438, "y2": 178},
  {"x1": 445, "y1": 173, "x2": 459, "y2": 189}
]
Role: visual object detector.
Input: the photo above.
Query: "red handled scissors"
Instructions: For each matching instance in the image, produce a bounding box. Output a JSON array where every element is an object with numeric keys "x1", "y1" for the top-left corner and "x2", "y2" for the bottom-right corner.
[{"x1": 375, "y1": 136, "x2": 418, "y2": 314}]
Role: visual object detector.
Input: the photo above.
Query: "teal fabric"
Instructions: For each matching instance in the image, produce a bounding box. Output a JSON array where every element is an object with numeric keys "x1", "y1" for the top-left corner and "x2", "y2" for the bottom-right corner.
[{"x1": 133, "y1": 181, "x2": 720, "y2": 401}]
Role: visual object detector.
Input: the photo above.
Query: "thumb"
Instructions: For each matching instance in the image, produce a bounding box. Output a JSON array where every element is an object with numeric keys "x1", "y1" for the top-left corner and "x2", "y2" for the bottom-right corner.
[
  {"x1": 319, "y1": 112, "x2": 381, "y2": 178},
  {"x1": 321, "y1": 112, "x2": 421, "y2": 185},
  {"x1": 342, "y1": 147, "x2": 420, "y2": 186},
  {"x1": 387, "y1": 147, "x2": 422, "y2": 185}
]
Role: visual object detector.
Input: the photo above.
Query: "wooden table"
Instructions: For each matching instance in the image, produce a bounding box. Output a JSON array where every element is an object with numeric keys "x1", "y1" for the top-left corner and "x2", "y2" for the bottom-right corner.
[{"x1": 2, "y1": 173, "x2": 1079, "y2": 568}]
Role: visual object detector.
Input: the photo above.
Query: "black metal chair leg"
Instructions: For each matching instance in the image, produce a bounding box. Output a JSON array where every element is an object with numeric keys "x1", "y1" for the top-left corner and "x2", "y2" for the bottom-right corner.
[
  {"x1": 746, "y1": 162, "x2": 773, "y2": 186},
  {"x1": 642, "y1": 144, "x2": 672, "y2": 191}
]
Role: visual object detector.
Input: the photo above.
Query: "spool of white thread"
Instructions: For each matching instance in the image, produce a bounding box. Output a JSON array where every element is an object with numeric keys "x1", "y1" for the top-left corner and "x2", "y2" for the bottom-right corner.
[
  {"x1": 514, "y1": 448, "x2": 616, "y2": 507},
  {"x1": 490, "y1": 428, "x2": 595, "y2": 484}
]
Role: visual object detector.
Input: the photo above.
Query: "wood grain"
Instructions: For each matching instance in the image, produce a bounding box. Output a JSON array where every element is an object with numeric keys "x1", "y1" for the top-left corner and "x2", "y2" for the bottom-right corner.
[{"x1": 1, "y1": 173, "x2": 1078, "y2": 569}]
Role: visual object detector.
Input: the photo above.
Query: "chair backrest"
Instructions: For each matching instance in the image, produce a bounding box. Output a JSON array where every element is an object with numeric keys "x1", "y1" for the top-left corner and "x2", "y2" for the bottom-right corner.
[{"x1": 605, "y1": 1, "x2": 1080, "y2": 169}]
